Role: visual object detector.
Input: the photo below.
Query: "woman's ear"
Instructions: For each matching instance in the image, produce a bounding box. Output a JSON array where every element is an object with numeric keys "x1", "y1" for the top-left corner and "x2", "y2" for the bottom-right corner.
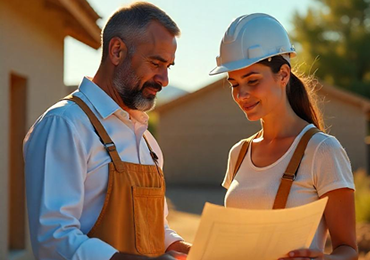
[
  {"x1": 278, "y1": 64, "x2": 291, "y2": 87},
  {"x1": 108, "y1": 37, "x2": 128, "y2": 66}
]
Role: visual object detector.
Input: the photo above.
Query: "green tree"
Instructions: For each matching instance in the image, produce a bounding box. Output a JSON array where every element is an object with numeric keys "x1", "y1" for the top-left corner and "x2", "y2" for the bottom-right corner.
[
  {"x1": 354, "y1": 169, "x2": 370, "y2": 223},
  {"x1": 292, "y1": 0, "x2": 370, "y2": 97}
]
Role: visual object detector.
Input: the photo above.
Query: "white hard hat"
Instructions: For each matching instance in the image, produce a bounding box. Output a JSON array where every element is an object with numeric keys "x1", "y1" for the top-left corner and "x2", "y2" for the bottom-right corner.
[{"x1": 210, "y1": 13, "x2": 296, "y2": 75}]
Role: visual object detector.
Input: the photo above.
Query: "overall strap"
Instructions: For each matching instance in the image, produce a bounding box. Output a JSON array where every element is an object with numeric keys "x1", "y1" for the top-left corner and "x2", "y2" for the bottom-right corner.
[
  {"x1": 273, "y1": 127, "x2": 321, "y2": 209},
  {"x1": 232, "y1": 132, "x2": 260, "y2": 181},
  {"x1": 63, "y1": 95, "x2": 124, "y2": 172}
]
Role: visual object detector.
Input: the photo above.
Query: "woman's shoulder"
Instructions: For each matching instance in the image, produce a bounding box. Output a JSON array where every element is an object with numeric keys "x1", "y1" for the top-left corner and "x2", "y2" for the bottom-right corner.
[
  {"x1": 307, "y1": 129, "x2": 347, "y2": 159},
  {"x1": 309, "y1": 130, "x2": 343, "y2": 149},
  {"x1": 229, "y1": 133, "x2": 258, "y2": 157},
  {"x1": 230, "y1": 139, "x2": 246, "y2": 151}
]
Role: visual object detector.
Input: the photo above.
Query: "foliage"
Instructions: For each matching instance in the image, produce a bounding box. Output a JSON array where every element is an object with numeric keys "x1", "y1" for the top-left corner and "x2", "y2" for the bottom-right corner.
[
  {"x1": 148, "y1": 111, "x2": 159, "y2": 138},
  {"x1": 354, "y1": 169, "x2": 370, "y2": 223},
  {"x1": 291, "y1": 0, "x2": 370, "y2": 98}
]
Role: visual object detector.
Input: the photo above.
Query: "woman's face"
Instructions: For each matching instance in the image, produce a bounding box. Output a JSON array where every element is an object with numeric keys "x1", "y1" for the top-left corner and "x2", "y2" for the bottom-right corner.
[{"x1": 227, "y1": 63, "x2": 287, "y2": 121}]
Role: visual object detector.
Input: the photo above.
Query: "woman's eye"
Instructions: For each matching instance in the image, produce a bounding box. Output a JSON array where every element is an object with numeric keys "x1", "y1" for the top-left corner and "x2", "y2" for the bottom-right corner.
[
  {"x1": 248, "y1": 79, "x2": 258, "y2": 85},
  {"x1": 229, "y1": 82, "x2": 238, "y2": 88}
]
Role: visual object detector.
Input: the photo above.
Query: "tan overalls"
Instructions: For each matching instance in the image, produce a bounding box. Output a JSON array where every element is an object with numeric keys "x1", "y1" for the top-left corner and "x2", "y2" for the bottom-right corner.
[{"x1": 66, "y1": 95, "x2": 165, "y2": 257}]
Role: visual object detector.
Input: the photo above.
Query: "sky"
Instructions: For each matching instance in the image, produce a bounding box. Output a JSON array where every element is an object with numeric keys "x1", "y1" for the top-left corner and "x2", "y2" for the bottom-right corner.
[{"x1": 64, "y1": 0, "x2": 316, "y2": 92}]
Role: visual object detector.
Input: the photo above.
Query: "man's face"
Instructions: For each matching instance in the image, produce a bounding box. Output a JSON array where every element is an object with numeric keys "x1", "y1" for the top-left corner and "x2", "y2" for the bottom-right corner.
[
  {"x1": 113, "y1": 21, "x2": 177, "y2": 111},
  {"x1": 112, "y1": 57, "x2": 161, "y2": 111}
]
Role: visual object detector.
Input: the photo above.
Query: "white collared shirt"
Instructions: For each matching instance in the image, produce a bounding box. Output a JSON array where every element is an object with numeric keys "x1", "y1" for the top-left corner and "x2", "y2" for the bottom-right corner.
[{"x1": 23, "y1": 77, "x2": 182, "y2": 260}]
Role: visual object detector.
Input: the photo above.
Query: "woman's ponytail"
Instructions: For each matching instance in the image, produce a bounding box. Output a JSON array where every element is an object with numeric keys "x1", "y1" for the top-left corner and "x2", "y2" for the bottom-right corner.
[
  {"x1": 259, "y1": 56, "x2": 324, "y2": 131},
  {"x1": 287, "y1": 72, "x2": 324, "y2": 131}
]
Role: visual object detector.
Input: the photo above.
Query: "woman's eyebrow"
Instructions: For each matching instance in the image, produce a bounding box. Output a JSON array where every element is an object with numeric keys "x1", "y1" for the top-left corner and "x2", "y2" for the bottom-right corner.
[
  {"x1": 241, "y1": 71, "x2": 259, "y2": 79},
  {"x1": 228, "y1": 71, "x2": 259, "y2": 81}
]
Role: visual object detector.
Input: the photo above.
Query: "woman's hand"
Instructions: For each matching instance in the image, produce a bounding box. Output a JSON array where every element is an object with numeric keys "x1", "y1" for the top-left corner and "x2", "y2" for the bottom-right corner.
[
  {"x1": 279, "y1": 248, "x2": 324, "y2": 259},
  {"x1": 278, "y1": 244, "x2": 358, "y2": 260},
  {"x1": 281, "y1": 188, "x2": 358, "y2": 260}
]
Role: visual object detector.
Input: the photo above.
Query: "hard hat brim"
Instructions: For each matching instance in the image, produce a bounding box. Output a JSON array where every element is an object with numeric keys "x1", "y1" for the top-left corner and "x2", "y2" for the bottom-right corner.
[{"x1": 209, "y1": 52, "x2": 296, "y2": 76}]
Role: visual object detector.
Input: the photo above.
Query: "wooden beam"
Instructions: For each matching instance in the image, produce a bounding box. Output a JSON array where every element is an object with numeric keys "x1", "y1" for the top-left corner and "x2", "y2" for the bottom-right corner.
[{"x1": 56, "y1": 0, "x2": 101, "y2": 49}]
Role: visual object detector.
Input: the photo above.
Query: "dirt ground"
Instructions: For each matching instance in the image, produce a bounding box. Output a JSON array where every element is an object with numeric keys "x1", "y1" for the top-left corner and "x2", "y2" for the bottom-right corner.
[
  {"x1": 166, "y1": 185, "x2": 226, "y2": 242},
  {"x1": 165, "y1": 185, "x2": 370, "y2": 259}
]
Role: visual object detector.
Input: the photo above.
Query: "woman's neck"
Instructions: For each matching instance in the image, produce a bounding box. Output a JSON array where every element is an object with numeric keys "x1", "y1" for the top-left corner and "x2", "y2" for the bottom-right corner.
[{"x1": 259, "y1": 102, "x2": 309, "y2": 141}]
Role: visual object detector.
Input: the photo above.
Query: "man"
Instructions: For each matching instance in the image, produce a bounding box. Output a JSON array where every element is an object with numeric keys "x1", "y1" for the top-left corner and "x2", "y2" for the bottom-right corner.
[{"x1": 23, "y1": 2, "x2": 190, "y2": 260}]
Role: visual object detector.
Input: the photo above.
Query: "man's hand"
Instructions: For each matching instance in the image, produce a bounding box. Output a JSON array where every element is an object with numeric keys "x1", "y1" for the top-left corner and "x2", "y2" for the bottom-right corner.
[
  {"x1": 156, "y1": 250, "x2": 187, "y2": 260},
  {"x1": 109, "y1": 240, "x2": 191, "y2": 260},
  {"x1": 110, "y1": 251, "x2": 187, "y2": 260},
  {"x1": 166, "y1": 240, "x2": 192, "y2": 254}
]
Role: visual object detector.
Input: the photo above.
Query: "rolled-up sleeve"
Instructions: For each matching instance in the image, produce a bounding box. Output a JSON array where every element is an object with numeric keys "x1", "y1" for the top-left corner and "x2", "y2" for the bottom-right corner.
[{"x1": 23, "y1": 115, "x2": 117, "y2": 260}]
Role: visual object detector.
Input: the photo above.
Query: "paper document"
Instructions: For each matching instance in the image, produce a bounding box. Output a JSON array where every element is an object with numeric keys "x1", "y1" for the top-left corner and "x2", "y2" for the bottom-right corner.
[{"x1": 188, "y1": 197, "x2": 328, "y2": 260}]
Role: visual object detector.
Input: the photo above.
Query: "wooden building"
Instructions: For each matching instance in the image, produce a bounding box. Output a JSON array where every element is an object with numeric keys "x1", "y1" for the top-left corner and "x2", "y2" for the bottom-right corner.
[{"x1": 0, "y1": 0, "x2": 101, "y2": 259}]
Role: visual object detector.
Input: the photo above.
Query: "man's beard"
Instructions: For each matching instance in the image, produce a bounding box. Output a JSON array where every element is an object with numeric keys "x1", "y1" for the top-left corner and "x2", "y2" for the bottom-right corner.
[{"x1": 113, "y1": 60, "x2": 162, "y2": 112}]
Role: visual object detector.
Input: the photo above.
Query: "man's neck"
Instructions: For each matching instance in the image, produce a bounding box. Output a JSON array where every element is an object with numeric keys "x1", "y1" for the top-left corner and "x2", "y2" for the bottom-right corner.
[{"x1": 93, "y1": 65, "x2": 130, "y2": 112}]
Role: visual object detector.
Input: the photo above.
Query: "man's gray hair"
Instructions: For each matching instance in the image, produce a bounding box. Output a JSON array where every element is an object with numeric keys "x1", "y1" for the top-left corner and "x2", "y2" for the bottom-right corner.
[{"x1": 101, "y1": 1, "x2": 180, "y2": 61}]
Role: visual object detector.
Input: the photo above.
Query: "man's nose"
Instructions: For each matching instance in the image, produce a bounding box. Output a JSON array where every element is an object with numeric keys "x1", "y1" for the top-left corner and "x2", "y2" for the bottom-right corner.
[{"x1": 154, "y1": 68, "x2": 169, "y2": 87}]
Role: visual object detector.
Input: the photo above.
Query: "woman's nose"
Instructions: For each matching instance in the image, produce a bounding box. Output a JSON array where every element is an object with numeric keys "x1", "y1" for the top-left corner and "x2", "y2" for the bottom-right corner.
[{"x1": 236, "y1": 87, "x2": 251, "y2": 100}]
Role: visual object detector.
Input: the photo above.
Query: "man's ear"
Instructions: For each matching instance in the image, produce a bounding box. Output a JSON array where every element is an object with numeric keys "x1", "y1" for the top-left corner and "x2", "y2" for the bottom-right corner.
[{"x1": 108, "y1": 37, "x2": 128, "y2": 66}]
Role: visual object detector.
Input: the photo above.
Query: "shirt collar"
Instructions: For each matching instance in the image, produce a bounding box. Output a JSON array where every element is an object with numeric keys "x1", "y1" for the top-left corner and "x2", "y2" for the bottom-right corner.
[
  {"x1": 129, "y1": 109, "x2": 149, "y2": 126},
  {"x1": 78, "y1": 77, "x2": 150, "y2": 125},
  {"x1": 78, "y1": 77, "x2": 120, "y2": 119}
]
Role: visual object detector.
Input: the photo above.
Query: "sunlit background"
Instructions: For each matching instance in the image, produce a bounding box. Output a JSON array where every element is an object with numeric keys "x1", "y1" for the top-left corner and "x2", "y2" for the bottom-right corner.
[
  {"x1": 64, "y1": 0, "x2": 313, "y2": 92},
  {"x1": 2, "y1": 0, "x2": 370, "y2": 259}
]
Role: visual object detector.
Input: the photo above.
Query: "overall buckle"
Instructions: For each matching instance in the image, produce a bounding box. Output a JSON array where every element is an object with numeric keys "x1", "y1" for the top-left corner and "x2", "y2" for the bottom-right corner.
[
  {"x1": 282, "y1": 173, "x2": 295, "y2": 181},
  {"x1": 104, "y1": 142, "x2": 116, "y2": 152}
]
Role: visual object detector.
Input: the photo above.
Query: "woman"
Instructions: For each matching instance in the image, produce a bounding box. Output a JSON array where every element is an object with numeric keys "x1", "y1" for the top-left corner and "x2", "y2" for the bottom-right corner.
[{"x1": 209, "y1": 13, "x2": 358, "y2": 259}]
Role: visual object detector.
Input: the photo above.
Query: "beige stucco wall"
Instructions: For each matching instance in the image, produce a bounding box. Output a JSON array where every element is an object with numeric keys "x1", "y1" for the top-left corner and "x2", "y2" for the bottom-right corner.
[
  {"x1": 157, "y1": 81, "x2": 368, "y2": 186},
  {"x1": 0, "y1": 0, "x2": 66, "y2": 258},
  {"x1": 157, "y1": 81, "x2": 261, "y2": 185},
  {"x1": 320, "y1": 93, "x2": 368, "y2": 174}
]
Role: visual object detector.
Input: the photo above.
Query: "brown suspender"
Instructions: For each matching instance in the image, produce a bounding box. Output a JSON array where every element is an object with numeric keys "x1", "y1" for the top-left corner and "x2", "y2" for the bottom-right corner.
[
  {"x1": 63, "y1": 95, "x2": 159, "y2": 172},
  {"x1": 273, "y1": 128, "x2": 320, "y2": 209},
  {"x1": 231, "y1": 127, "x2": 321, "y2": 209},
  {"x1": 233, "y1": 133, "x2": 259, "y2": 177}
]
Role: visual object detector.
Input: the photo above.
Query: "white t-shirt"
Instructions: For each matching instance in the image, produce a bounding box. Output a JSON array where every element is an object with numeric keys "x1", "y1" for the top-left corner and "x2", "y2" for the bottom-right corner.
[{"x1": 223, "y1": 124, "x2": 355, "y2": 251}]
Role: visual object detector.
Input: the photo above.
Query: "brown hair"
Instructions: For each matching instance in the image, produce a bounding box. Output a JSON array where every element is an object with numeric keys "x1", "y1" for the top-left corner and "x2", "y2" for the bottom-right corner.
[
  {"x1": 258, "y1": 56, "x2": 325, "y2": 131},
  {"x1": 101, "y1": 2, "x2": 180, "y2": 61}
]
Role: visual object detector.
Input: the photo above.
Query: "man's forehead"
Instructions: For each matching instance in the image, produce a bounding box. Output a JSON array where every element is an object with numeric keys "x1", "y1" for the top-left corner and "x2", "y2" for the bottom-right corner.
[{"x1": 136, "y1": 22, "x2": 177, "y2": 63}]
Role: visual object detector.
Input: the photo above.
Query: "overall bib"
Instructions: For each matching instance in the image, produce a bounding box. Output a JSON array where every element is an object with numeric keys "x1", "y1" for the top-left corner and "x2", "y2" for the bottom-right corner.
[{"x1": 66, "y1": 95, "x2": 165, "y2": 257}]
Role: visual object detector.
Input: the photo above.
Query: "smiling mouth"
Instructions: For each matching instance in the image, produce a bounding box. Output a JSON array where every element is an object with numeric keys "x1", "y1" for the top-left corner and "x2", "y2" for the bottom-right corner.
[{"x1": 243, "y1": 101, "x2": 260, "y2": 111}]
